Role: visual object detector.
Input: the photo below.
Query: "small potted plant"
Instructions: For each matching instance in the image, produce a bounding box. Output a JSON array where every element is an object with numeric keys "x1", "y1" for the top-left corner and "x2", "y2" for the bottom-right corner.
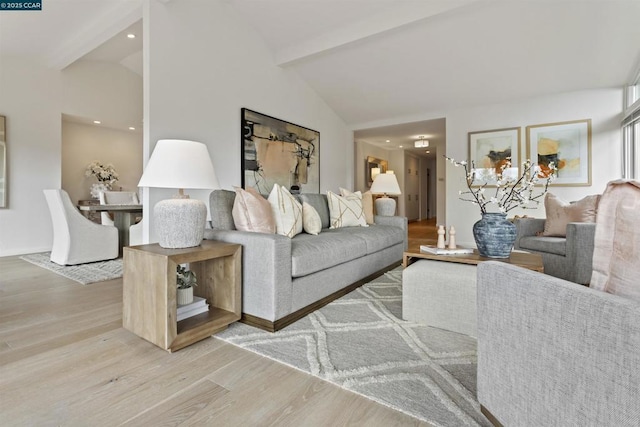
[{"x1": 176, "y1": 264, "x2": 197, "y2": 305}]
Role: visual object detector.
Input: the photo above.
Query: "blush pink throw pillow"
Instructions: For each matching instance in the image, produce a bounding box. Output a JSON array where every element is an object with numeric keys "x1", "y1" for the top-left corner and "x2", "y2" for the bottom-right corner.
[
  {"x1": 232, "y1": 187, "x2": 275, "y2": 234},
  {"x1": 590, "y1": 180, "x2": 640, "y2": 303},
  {"x1": 542, "y1": 193, "x2": 599, "y2": 237}
]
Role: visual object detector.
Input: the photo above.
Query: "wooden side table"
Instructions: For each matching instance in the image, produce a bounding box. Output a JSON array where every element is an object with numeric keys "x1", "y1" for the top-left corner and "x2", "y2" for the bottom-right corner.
[{"x1": 123, "y1": 241, "x2": 242, "y2": 352}]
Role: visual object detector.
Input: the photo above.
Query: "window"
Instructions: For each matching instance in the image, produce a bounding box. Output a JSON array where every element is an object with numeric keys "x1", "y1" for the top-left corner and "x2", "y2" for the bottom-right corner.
[{"x1": 622, "y1": 67, "x2": 640, "y2": 179}]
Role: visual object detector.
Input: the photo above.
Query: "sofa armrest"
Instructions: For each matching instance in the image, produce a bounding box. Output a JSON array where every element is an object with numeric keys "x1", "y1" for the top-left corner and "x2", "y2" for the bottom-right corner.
[
  {"x1": 513, "y1": 218, "x2": 545, "y2": 249},
  {"x1": 565, "y1": 222, "x2": 596, "y2": 285},
  {"x1": 204, "y1": 229, "x2": 293, "y2": 321},
  {"x1": 477, "y1": 261, "x2": 640, "y2": 427},
  {"x1": 373, "y1": 215, "x2": 408, "y2": 250}
]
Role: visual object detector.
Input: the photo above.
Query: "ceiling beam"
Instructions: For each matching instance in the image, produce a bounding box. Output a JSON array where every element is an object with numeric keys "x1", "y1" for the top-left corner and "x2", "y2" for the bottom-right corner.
[
  {"x1": 275, "y1": 0, "x2": 480, "y2": 67},
  {"x1": 46, "y1": 0, "x2": 143, "y2": 70}
]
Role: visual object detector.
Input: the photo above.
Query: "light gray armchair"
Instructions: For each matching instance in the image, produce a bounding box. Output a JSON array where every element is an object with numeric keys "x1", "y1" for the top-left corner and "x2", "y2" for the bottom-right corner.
[
  {"x1": 476, "y1": 261, "x2": 640, "y2": 427},
  {"x1": 44, "y1": 189, "x2": 118, "y2": 265},
  {"x1": 514, "y1": 218, "x2": 595, "y2": 285}
]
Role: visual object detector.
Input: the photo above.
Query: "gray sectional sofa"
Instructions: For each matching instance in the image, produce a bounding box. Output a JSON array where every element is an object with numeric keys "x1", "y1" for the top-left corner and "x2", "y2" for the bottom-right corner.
[{"x1": 203, "y1": 190, "x2": 407, "y2": 331}]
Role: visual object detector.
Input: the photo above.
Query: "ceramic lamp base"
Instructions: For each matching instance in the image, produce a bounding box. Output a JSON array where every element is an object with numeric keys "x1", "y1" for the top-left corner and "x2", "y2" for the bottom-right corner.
[
  {"x1": 375, "y1": 196, "x2": 396, "y2": 216},
  {"x1": 154, "y1": 198, "x2": 207, "y2": 248}
]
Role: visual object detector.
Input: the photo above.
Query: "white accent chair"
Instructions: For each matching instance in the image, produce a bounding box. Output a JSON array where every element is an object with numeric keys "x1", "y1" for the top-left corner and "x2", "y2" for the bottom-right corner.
[
  {"x1": 99, "y1": 191, "x2": 144, "y2": 246},
  {"x1": 43, "y1": 189, "x2": 119, "y2": 265}
]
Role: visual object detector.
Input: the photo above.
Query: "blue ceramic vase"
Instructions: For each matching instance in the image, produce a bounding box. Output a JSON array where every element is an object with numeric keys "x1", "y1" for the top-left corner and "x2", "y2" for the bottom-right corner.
[{"x1": 472, "y1": 212, "x2": 516, "y2": 258}]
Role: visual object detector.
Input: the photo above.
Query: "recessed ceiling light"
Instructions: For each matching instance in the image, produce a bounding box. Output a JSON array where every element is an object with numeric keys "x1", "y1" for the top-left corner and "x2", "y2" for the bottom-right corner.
[
  {"x1": 398, "y1": 145, "x2": 403, "y2": 148},
  {"x1": 127, "y1": 33, "x2": 136, "y2": 39},
  {"x1": 385, "y1": 140, "x2": 390, "y2": 143},
  {"x1": 425, "y1": 150, "x2": 431, "y2": 154},
  {"x1": 129, "y1": 127, "x2": 136, "y2": 130},
  {"x1": 93, "y1": 120, "x2": 101, "y2": 124}
]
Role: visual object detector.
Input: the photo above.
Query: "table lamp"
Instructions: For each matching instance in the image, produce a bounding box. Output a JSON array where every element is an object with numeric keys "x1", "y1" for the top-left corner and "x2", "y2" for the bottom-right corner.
[
  {"x1": 138, "y1": 139, "x2": 220, "y2": 248},
  {"x1": 370, "y1": 171, "x2": 401, "y2": 216}
]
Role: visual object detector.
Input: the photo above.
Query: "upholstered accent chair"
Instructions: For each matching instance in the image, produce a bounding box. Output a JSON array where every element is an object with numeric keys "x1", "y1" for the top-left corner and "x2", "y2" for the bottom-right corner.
[
  {"x1": 477, "y1": 180, "x2": 640, "y2": 426},
  {"x1": 43, "y1": 189, "x2": 118, "y2": 265}
]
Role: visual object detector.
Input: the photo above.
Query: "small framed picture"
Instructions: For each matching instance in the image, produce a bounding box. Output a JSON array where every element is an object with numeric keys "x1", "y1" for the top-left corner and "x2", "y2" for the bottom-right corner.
[
  {"x1": 468, "y1": 127, "x2": 520, "y2": 185},
  {"x1": 526, "y1": 119, "x2": 591, "y2": 186}
]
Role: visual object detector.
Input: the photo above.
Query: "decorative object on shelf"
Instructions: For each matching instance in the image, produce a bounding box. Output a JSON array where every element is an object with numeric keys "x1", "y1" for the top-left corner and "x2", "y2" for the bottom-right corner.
[
  {"x1": 241, "y1": 108, "x2": 319, "y2": 195},
  {"x1": 138, "y1": 139, "x2": 220, "y2": 248},
  {"x1": 468, "y1": 127, "x2": 520, "y2": 186},
  {"x1": 176, "y1": 264, "x2": 197, "y2": 305},
  {"x1": 446, "y1": 155, "x2": 556, "y2": 258},
  {"x1": 85, "y1": 161, "x2": 119, "y2": 198},
  {"x1": 437, "y1": 225, "x2": 446, "y2": 249},
  {"x1": 448, "y1": 226, "x2": 457, "y2": 249},
  {"x1": 526, "y1": 119, "x2": 592, "y2": 186},
  {"x1": 370, "y1": 171, "x2": 401, "y2": 216}
]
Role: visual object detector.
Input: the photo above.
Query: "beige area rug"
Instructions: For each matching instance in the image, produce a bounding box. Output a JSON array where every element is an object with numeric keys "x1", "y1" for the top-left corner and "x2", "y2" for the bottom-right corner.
[
  {"x1": 217, "y1": 268, "x2": 490, "y2": 426},
  {"x1": 20, "y1": 252, "x2": 123, "y2": 285}
]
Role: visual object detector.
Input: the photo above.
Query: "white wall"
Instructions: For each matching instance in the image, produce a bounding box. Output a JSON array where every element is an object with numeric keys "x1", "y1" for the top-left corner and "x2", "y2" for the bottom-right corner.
[
  {"x1": 62, "y1": 121, "x2": 143, "y2": 205},
  {"x1": 61, "y1": 60, "x2": 143, "y2": 130},
  {"x1": 445, "y1": 88, "x2": 623, "y2": 246},
  {"x1": 143, "y1": 0, "x2": 353, "y2": 243},
  {"x1": 0, "y1": 57, "x2": 62, "y2": 256}
]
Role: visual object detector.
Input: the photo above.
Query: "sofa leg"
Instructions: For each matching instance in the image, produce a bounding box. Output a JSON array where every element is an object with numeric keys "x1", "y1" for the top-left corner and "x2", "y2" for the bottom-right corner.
[{"x1": 481, "y1": 405, "x2": 504, "y2": 427}]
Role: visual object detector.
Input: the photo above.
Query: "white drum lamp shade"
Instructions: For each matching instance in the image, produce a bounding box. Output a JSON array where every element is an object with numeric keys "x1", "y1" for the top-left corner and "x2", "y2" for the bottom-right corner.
[
  {"x1": 370, "y1": 172, "x2": 401, "y2": 216},
  {"x1": 138, "y1": 139, "x2": 220, "y2": 248}
]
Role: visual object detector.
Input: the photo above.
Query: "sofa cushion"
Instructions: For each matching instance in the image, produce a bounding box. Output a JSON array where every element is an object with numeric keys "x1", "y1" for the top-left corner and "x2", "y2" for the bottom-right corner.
[
  {"x1": 518, "y1": 236, "x2": 566, "y2": 256},
  {"x1": 302, "y1": 201, "x2": 322, "y2": 235},
  {"x1": 209, "y1": 189, "x2": 236, "y2": 230},
  {"x1": 590, "y1": 180, "x2": 640, "y2": 302},
  {"x1": 291, "y1": 229, "x2": 367, "y2": 277},
  {"x1": 327, "y1": 190, "x2": 367, "y2": 228},
  {"x1": 232, "y1": 187, "x2": 275, "y2": 234},
  {"x1": 330, "y1": 224, "x2": 404, "y2": 255},
  {"x1": 298, "y1": 193, "x2": 330, "y2": 229},
  {"x1": 542, "y1": 193, "x2": 599, "y2": 237},
  {"x1": 268, "y1": 184, "x2": 303, "y2": 238}
]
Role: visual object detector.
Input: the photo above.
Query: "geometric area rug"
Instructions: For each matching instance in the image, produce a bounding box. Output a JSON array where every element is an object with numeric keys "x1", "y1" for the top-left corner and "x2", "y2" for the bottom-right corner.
[
  {"x1": 19, "y1": 252, "x2": 123, "y2": 285},
  {"x1": 216, "y1": 267, "x2": 490, "y2": 426}
]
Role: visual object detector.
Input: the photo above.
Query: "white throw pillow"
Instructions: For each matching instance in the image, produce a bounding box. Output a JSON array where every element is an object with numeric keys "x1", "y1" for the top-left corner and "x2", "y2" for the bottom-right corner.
[
  {"x1": 302, "y1": 201, "x2": 322, "y2": 235},
  {"x1": 231, "y1": 187, "x2": 276, "y2": 234},
  {"x1": 340, "y1": 188, "x2": 374, "y2": 225},
  {"x1": 268, "y1": 184, "x2": 303, "y2": 238},
  {"x1": 328, "y1": 190, "x2": 368, "y2": 228}
]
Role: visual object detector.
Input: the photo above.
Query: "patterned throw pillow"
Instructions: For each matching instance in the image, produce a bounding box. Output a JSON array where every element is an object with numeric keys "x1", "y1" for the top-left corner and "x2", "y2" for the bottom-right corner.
[
  {"x1": 302, "y1": 202, "x2": 322, "y2": 235},
  {"x1": 231, "y1": 187, "x2": 275, "y2": 234},
  {"x1": 340, "y1": 188, "x2": 374, "y2": 224},
  {"x1": 268, "y1": 184, "x2": 303, "y2": 238},
  {"x1": 328, "y1": 190, "x2": 368, "y2": 229}
]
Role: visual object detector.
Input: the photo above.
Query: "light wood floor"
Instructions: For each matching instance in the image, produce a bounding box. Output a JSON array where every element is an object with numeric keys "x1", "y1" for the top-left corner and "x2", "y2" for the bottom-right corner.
[{"x1": 0, "y1": 223, "x2": 436, "y2": 426}]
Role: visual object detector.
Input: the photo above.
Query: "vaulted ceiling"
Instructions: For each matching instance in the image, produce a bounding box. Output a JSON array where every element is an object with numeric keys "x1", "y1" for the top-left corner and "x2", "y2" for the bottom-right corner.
[{"x1": 2, "y1": 0, "x2": 639, "y2": 151}]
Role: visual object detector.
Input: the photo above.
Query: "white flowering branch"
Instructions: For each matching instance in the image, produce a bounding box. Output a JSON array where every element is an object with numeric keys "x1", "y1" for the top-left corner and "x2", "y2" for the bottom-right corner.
[{"x1": 445, "y1": 156, "x2": 555, "y2": 215}]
